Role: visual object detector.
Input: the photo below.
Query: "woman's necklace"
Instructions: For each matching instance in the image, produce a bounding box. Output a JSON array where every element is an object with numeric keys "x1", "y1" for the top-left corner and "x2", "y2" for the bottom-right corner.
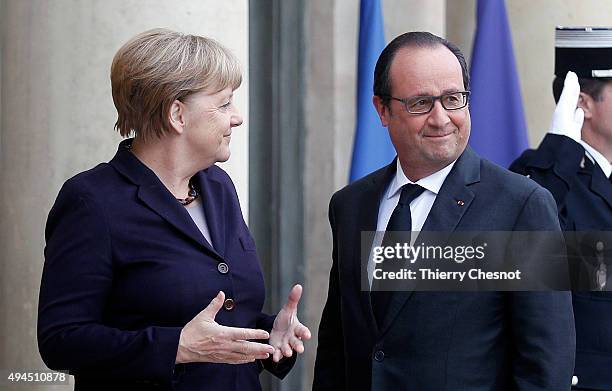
[
  {"x1": 126, "y1": 142, "x2": 199, "y2": 206},
  {"x1": 177, "y1": 180, "x2": 199, "y2": 206}
]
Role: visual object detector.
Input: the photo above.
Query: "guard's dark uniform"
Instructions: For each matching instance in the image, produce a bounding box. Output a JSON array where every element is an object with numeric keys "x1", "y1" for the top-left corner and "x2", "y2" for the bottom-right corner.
[{"x1": 511, "y1": 133, "x2": 612, "y2": 390}]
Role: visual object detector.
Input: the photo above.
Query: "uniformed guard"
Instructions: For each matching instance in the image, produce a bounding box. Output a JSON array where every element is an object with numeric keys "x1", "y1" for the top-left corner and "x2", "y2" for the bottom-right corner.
[{"x1": 510, "y1": 26, "x2": 612, "y2": 391}]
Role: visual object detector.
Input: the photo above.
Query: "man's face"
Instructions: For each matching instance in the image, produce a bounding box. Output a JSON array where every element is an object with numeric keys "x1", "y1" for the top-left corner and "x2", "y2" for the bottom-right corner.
[
  {"x1": 374, "y1": 45, "x2": 470, "y2": 180},
  {"x1": 587, "y1": 82, "x2": 612, "y2": 150}
]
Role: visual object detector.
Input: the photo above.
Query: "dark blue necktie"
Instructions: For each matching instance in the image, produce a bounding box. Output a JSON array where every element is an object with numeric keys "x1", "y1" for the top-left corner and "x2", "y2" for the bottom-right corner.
[{"x1": 371, "y1": 183, "x2": 425, "y2": 326}]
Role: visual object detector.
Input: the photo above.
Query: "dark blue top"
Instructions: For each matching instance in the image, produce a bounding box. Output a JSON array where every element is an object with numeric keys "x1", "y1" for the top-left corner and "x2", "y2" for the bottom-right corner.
[{"x1": 38, "y1": 140, "x2": 294, "y2": 390}]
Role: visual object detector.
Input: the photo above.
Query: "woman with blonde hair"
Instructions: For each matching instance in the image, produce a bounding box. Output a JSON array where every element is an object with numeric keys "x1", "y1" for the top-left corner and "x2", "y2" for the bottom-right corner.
[{"x1": 38, "y1": 28, "x2": 310, "y2": 391}]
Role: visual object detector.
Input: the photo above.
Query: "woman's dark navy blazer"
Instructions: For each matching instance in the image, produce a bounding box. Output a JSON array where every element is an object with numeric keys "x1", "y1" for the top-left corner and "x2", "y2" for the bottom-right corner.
[{"x1": 38, "y1": 140, "x2": 292, "y2": 390}]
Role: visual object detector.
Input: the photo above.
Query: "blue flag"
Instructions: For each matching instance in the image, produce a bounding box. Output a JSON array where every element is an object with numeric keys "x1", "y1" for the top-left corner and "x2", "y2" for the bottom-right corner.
[
  {"x1": 349, "y1": 0, "x2": 395, "y2": 183},
  {"x1": 469, "y1": 0, "x2": 528, "y2": 168}
]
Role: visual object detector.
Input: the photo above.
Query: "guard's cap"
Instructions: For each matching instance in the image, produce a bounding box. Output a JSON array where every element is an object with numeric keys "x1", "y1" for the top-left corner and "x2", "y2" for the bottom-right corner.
[{"x1": 555, "y1": 26, "x2": 612, "y2": 78}]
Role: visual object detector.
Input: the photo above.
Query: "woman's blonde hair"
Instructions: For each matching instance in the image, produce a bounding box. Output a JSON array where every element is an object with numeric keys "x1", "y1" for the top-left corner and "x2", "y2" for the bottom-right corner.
[{"x1": 110, "y1": 28, "x2": 242, "y2": 142}]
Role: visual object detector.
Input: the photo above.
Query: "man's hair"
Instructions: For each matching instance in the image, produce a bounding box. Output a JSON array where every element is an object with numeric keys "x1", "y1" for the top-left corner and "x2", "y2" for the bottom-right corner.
[
  {"x1": 374, "y1": 31, "x2": 469, "y2": 107},
  {"x1": 111, "y1": 28, "x2": 242, "y2": 142},
  {"x1": 552, "y1": 75, "x2": 611, "y2": 103}
]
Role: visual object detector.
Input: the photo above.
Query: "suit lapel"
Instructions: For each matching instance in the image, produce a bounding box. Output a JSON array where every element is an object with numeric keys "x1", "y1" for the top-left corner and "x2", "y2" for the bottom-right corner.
[
  {"x1": 109, "y1": 139, "x2": 222, "y2": 259},
  {"x1": 377, "y1": 147, "x2": 481, "y2": 335},
  {"x1": 353, "y1": 161, "x2": 397, "y2": 335},
  {"x1": 419, "y1": 149, "x2": 479, "y2": 233}
]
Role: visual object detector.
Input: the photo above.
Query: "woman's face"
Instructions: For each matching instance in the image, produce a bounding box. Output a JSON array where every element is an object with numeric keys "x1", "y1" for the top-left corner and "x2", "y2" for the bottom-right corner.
[{"x1": 181, "y1": 87, "x2": 243, "y2": 165}]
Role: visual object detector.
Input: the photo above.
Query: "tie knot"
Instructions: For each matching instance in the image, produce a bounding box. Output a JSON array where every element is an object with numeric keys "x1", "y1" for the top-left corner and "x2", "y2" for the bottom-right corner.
[{"x1": 398, "y1": 184, "x2": 425, "y2": 206}]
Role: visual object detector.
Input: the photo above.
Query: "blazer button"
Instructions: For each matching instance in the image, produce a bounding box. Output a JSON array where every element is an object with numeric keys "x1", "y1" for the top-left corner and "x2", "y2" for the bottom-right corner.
[
  {"x1": 217, "y1": 262, "x2": 229, "y2": 274},
  {"x1": 223, "y1": 298, "x2": 235, "y2": 311},
  {"x1": 374, "y1": 350, "x2": 385, "y2": 362}
]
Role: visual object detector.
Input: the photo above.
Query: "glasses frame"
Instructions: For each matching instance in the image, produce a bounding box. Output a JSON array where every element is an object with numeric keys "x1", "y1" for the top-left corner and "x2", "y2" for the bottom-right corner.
[{"x1": 384, "y1": 91, "x2": 471, "y2": 114}]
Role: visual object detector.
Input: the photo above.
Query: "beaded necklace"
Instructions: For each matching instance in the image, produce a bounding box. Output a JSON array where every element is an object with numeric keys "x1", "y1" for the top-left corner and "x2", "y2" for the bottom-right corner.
[
  {"x1": 126, "y1": 143, "x2": 199, "y2": 206},
  {"x1": 177, "y1": 180, "x2": 199, "y2": 206}
]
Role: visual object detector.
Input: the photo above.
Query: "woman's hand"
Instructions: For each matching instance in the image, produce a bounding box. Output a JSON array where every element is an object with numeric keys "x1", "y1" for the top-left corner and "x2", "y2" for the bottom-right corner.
[
  {"x1": 269, "y1": 284, "x2": 312, "y2": 362},
  {"x1": 176, "y1": 291, "x2": 275, "y2": 364}
]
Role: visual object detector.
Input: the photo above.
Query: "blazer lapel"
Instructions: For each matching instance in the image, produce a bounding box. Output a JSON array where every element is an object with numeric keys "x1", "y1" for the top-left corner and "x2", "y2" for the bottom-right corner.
[
  {"x1": 378, "y1": 148, "x2": 480, "y2": 335},
  {"x1": 137, "y1": 184, "x2": 220, "y2": 256},
  {"x1": 195, "y1": 169, "x2": 227, "y2": 257},
  {"x1": 109, "y1": 140, "x2": 222, "y2": 259}
]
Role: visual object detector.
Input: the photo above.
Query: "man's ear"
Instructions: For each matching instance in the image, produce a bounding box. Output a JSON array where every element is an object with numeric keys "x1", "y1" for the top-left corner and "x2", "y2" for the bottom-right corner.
[
  {"x1": 577, "y1": 92, "x2": 594, "y2": 120},
  {"x1": 168, "y1": 99, "x2": 187, "y2": 134},
  {"x1": 372, "y1": 95, "x2": 390, "y2": 127}
]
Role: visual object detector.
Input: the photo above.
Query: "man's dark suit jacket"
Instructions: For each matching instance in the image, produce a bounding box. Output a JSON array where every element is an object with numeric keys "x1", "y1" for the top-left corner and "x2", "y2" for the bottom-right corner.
[
  {"x1": 511, "y1": 134, "x2": 612, "y2": 390},
  {"x1": 313, "y1": 147, "x2": 575, "y2": 391},
  {"x1": 38, "y1": 140, "x2": 293, "y2": 390}
]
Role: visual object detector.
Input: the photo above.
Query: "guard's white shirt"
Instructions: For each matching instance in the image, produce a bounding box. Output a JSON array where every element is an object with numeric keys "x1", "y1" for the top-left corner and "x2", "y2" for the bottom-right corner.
[
  {"x1": 367, "y1": 159, "x2": 456, "y2": 288},
  {"x1": 581, "y1": 140, "x2": 612, "y2": 179}
]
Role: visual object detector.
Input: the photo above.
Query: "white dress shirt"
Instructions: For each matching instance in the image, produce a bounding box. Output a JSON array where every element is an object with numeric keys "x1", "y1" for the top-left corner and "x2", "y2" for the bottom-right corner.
[{"x1": 367, "y1": 159, "x2": 456, "y2": 287}]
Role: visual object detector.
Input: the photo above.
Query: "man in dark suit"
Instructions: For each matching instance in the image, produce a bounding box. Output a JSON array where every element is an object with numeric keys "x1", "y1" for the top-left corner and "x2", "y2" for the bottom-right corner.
[
  {"x1": 313, "y1": 32, "x2": 575, "y2": 391},
  {"x1": 510, "y1": 27, "x2": 612, "y2": 391}
]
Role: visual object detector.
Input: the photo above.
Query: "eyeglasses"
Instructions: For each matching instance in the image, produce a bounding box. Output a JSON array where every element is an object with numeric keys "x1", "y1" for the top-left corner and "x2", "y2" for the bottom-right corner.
[{"x1": 383, "y1": 91, "x2": 470, "y2": 114}]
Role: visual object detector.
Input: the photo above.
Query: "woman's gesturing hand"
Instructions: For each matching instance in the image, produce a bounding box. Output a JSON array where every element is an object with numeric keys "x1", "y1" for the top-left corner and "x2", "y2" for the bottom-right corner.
[
  {"x1": 177, "y1": 291, "x2": 275, "y2": 364},
  {"x1": 269, "y1": 284, "x2": 312, "y2": 362}
]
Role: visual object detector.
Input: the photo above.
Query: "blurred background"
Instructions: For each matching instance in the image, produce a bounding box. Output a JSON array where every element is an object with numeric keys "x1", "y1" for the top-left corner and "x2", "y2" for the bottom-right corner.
[{"x1": 2, "y1": 0, "x2": 612, "y2": 390}]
